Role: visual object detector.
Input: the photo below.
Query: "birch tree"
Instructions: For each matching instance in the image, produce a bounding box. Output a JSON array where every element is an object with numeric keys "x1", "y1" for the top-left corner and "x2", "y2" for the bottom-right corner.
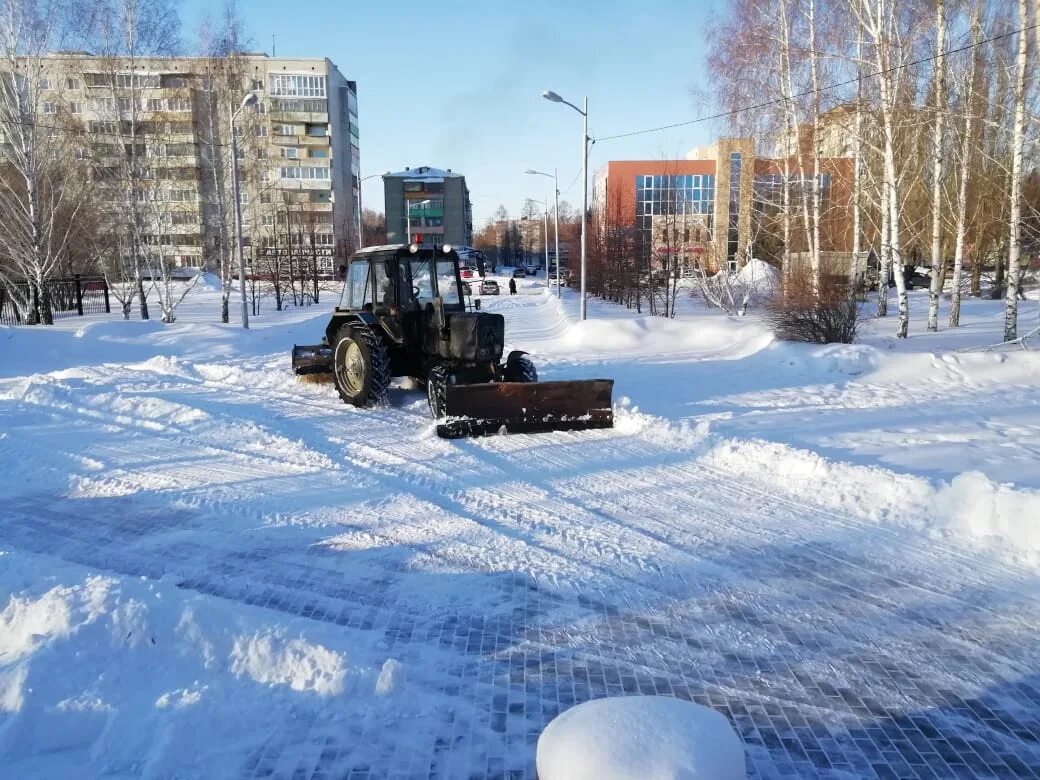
[
  {"x1": 0, "y1": 0, "x2": 91, "y2": 324},
  {"x1": 926, "y1": 0, "x2": 947, "y2": 332},
  {"x1": 1002, "y1": 0, "x2": 1030, "y2": 341},
  {"x1": 949, "y1": 5, "x2": 982, "y2": 327}
]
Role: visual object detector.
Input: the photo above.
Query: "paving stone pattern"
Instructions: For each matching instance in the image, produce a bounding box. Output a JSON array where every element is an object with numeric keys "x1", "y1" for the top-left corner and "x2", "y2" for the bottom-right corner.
[{"x1": 6, "y1": 493, "x2": 1040, "y2": 780}]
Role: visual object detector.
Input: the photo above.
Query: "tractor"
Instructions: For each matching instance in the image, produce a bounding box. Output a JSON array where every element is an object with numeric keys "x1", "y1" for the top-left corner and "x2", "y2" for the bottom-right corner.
[{"x1": 292, "y1": 244, "x2": 613, "y2": 438}]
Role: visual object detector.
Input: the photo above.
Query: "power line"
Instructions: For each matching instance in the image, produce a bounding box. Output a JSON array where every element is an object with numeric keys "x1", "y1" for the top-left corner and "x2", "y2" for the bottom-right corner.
[{"x1": 596, "y1": 21, "x2": 1039, "y2": 143}]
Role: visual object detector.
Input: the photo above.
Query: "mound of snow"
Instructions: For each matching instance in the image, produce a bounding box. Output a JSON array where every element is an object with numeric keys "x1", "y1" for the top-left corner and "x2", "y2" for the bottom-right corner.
[
  {"x1": 701, "y1": 437, "x2": 1040, "y2": 565},
  {"x1": 735, "y1": 258, "x2": 779, "y2": 294},
  {"x1": 536, "y1": 696, "x2": 746, "y2": 780},
  {"x1": 558, "y1": 314, "x2": 773, "y2": 360}
]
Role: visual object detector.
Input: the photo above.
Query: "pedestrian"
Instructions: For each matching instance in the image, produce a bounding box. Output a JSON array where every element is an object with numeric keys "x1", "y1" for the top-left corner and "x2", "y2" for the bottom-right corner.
[{"x1": 509, "y1": 277, "x2": 517, "y2": 295}]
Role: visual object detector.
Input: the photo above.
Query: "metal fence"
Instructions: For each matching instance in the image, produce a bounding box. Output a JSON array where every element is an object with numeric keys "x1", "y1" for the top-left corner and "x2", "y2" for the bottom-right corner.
[{"x1": 0, "y1": 275, "x2": 111, "y2": 325}]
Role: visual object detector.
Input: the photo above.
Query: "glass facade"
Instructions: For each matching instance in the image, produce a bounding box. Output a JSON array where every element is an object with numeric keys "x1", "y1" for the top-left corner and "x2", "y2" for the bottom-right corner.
[
  {"x1": 727, "y1": 152, "x2": 742, "y2": 266},
  {"x1": 635, "y1": 174, "x2": 715, "y2": 234},
  {"x1": 752, "y1": 173, "x2": 833, "y2": 215}
]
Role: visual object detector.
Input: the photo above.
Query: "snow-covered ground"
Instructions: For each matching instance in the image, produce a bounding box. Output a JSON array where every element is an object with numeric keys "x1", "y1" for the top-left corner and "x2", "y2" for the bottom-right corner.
[{"x1": 2, "y1": 274, "x2": 1040, "y2": 778}]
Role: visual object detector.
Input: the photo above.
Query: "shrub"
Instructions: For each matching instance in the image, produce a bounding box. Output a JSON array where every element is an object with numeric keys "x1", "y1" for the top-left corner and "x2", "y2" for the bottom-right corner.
[{"x1": 765, "y1": 272, "x2": 861, "y2": 343}]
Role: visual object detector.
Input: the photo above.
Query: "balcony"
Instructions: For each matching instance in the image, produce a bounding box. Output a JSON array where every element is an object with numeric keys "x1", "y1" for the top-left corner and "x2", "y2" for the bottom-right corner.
[{"x1": 268, "y1": 109, "x2": 328, "y2": 124}]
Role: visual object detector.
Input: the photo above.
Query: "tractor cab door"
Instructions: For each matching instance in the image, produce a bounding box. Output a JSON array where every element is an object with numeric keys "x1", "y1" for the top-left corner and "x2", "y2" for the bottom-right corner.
[
  {"x1": 400, "y1": 256, "x2": 437, "y2": 353},
  {"x1": 371, "y1": 259, "x2": 405, "y2": 344}
]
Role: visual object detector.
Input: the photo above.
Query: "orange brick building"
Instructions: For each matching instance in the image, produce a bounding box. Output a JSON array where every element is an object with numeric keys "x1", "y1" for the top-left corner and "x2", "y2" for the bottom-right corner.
[{"x1": 594, "y1": 137, "x2": 855, "y2": 274}]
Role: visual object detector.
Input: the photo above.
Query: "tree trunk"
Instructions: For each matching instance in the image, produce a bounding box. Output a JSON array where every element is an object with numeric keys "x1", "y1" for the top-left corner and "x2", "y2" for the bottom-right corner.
[
  {"x1": 1003, "y1": 0, "x2": 1029, "y2": 341},
  {"x1": 878, "y1": 177, "x2": 890, "y2": 317},
  {"x1": 927, "y1": 0, "x2": 946, "y2": 332},
  {"x1": 950, "y1": 6, "x2": 981, "y2": 328}
]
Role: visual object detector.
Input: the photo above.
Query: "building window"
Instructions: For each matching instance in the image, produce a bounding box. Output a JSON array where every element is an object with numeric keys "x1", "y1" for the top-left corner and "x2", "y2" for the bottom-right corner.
[
  {"x1": 41, "y1": 101, "x2": 56, "y2": 114},
  {"x1": 269, "y1": 74, "x2": 326, "y2": 98},
  {"x1": 728, "y1": 152, "x2": 742, "y2": 264},
  {"x1": 309, "y1": 148, "x2": 327, "y2": 158},
  {"x1": 252, "y1": 79, "x2": 263, "y2": 91},
  {"x1": 280, "y1": 147, "x2": 298, "y2": 159},
  {"x1": 260, "y1": 192, "x2": 272, "y2": 204},
  {"x1": 253, "y1": 124, "x2": 268, "y2": 137},
  {"x1": 305, "y1": 123, "x2": 326, "y2": 137},
  {"x1": 168, "y1": 98, "x2": 192, "y2": 112},
  {"x1": 162, "y1": 75, "x2": 188, "y2": 88},
  {"x1": 279, "y1": 166, "x2": 330, "y2": 181},
  {"x1": 39, "y1": 78, "x2": 52, "y2": 90},
  {"x1": 273, "y1": 123, "x2": 295, "y2": 136}
]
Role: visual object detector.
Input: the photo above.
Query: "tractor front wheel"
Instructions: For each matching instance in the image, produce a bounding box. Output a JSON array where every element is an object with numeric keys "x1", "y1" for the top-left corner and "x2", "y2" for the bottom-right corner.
[
  {"x1": 503, "y1": 351, "x2": 537, "y2": 382},
  {"x1": 427, "y1": 364, "x2": 450, "y2": 419},
  {"x1": 332, "y1": 324, "x2": 391, "y2": 407}
]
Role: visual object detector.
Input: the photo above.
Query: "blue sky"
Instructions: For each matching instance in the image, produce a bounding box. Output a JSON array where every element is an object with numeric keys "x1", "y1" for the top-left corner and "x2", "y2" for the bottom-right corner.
[{"x1": 181, "y1": 0, "x2": 723, "y2": 227}]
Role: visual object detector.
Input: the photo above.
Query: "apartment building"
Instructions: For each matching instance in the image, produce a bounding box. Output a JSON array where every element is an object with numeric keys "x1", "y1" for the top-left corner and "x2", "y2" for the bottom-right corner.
[
  {"x1": 28, "y1": 53, "x2": 358, "y2": 277},
  {"x1": 383, "y1": 166, "x2": 472, "y2": 248}
]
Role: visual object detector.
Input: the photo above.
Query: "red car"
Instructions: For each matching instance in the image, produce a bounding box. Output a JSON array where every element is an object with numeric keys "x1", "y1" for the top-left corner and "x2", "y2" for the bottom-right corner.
[{"x1": 460, "y1": 267, "x2": 475, "y2": 279}]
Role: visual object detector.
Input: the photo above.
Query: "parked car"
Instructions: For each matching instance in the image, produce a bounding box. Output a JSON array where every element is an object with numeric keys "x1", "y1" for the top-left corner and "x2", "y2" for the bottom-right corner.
[
  {"x1": 512, "y1": 267, "x2": 527, "y2": 278},
  {"x1": 460, "y1": 267, "x2": 476, "y2": 279},
  {"x1": 480, "y1": 279, "x2": 500, "y2": 295},
  {"x1": 461, "y1": 281, "x2": 473, "y2": 296}
]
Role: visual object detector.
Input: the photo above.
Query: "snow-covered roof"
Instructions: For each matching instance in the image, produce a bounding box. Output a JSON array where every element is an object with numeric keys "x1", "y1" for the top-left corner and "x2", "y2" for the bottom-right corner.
[{"x1": 385, "y1": 166, "x2": 464, "y2": 180}]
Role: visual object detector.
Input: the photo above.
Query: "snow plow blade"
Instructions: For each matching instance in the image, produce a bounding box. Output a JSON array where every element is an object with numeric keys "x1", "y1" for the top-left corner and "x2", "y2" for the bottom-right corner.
[
  {"x1": 292, "y1": 344, "x2": 333, "y2": 375},
  {"x1": 437, "y1": 379, "x2": 614, "y2": 438}
]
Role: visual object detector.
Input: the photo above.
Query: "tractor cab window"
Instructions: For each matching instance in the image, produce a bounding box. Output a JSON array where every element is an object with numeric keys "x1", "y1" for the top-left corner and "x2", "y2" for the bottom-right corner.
[
  {"x1": 435, "y1": 260, "x2": 462, "y2": 306},
  {"x1": 342, "y1": 260, "x2": 369, "y2": 309},
  {"x1": 408, "y1": 259, "x2": 435, "y2": 306},
  {"x1": 372, "y1": 260, "x2": 394, "y2": 310}
]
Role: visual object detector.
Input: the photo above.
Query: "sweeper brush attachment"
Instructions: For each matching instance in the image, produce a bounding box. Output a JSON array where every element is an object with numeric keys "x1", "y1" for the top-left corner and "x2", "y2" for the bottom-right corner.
[{"x1": 435, "y1": 379, "x2": 614, "y2": 439}]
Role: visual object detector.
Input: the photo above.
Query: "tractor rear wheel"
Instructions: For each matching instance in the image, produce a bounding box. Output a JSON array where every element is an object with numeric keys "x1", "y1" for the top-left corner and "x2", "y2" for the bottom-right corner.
[
  {"x1": 503, "y1": 351, "x2": 538, "y2": 382},
  {"x1": 427, "y1": 364, "x2": 450, "y2": 419},
  {"x1": 332, "y1": 324, "x2": 391, "y2": 407}
]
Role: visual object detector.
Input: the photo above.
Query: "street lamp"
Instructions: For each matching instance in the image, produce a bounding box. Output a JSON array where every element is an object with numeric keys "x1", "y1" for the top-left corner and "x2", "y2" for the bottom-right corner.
[
  {"x1": 525, "y1": 168, "x2": 560, "y2": 296},
  {"x1": 543, "y1": 89, "x2": 589, "y2": 319},
  {"x1": 407, "y1": 199, "x2": 431, "y2": 244},
  {"x1": 231, "y1": 90, "x2": 259, "y2": 329},
  {"x1": 357, "y1": 171, "x2": 385, "y2": 250}
]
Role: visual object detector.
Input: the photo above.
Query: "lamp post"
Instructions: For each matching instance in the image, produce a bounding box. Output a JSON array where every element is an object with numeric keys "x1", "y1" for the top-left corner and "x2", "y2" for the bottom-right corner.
[
  {"x1": 231, "y1": 90, "x2": 259, "y2": 329},
  {"x1": 356, "y1": 172, "x2": 385, "y2": 250},
  {"x1": 543, "y1": 90, "x2": 588, "y2": 319},
  {"x1": 406, "y1": 198, "x2": 431, "y2": 244},
  {"x1": 525, "y1": 168, "x2": 560, "y2": 296}
]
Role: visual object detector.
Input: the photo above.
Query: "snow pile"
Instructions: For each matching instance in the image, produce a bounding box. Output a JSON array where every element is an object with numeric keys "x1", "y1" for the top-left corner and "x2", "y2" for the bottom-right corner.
[
  {"x1": 700, "y1": 437, "x2": 1040, "y2": 565},
  {"x1": 229, "y1": 631, "x2": 347, "y2": 694},
  {"x1": 735, "y1": 258, "x2": 779, "y2": 296},
  {"x1": 0, "y1": 557, "x2": 406, "y2": 777},
  {"x1": 935, "y1": 472, "x2": 1040, "y2": 559},
  {"x1": 558, "y1": 314, "x2": 773, "y2": 360},
  {"x1": 536, "y1": 696, "x2": 746, "y2": 780}
]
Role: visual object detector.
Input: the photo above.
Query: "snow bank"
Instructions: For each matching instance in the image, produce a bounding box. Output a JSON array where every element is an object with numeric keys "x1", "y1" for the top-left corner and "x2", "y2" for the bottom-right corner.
[
  {"x1": 0, "y1": 556, "x2": 404, "y2": 776},
  {"x1": 701, "y1": 438, "x2": 1040, "y2": 566},
  {"x1": 536, "y1": 696, "x2": 746, "y2": 780},
  {"x1": 558, "y1": 314, "x2": 773, "y2": 360}
]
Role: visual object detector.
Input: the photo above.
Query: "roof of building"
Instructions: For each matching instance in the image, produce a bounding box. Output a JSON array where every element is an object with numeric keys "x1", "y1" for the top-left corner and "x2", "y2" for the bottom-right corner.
[{"x1": 384, "y1": 166, "x2": 464, "y2": 180}]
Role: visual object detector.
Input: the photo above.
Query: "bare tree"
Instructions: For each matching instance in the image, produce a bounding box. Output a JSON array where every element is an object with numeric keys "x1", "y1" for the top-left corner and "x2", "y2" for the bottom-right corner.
[
  {"x1": 927, "y1": 0, "x2": 948, "y2": 332},
  {"x1": 949, "y1": 4, "x2": 983, "y2": 327},
  {"x1": 1003, "y1": 0, "x2": 1031, "y2": 340},
  {"x1": 0, "y1": 0, "x2": 92, "y2": 324}
]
